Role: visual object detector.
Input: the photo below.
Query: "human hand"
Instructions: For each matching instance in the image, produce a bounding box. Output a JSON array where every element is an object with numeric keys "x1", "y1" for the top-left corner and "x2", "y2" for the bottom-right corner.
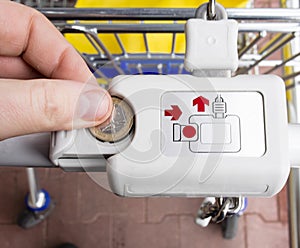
[{"x1": 0, "y1": 1, "x2": 112, "y2": 140}]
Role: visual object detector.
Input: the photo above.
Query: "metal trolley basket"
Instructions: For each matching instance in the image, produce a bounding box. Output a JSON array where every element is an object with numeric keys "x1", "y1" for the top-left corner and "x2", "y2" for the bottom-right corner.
[{"x1": 8, "y1": 0, "x2": 300, "y2": 246}]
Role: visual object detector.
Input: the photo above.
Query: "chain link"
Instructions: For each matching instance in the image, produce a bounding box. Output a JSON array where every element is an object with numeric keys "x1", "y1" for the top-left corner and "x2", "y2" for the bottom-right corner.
[{"x1": 198, "y1": 197, "x2": 244, "y2": 224}]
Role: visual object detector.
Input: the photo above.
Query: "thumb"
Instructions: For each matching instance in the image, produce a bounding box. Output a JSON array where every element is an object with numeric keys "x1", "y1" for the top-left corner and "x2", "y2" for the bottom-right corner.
[{"x1": 0, "y1": 79, "x2": 112, "y2": 140}]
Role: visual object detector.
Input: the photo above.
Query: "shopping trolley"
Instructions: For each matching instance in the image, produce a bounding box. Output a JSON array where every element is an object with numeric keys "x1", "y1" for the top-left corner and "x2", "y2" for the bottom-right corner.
[{"x1": 4, "y1": 0, "x2": 300, "y2": 244}]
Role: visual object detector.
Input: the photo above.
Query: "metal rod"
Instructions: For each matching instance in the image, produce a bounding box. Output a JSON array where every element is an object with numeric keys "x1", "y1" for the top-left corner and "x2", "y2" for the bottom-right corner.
[
  {"x1": 143, "y1": 33, "x2": 150, "y2": 57},
  {"x1": 286, "y1": 83, "x2": 296, "y2": 91},
  {"x1": 81, "y1": 53, "x2": 300, "y2": 68},
  {"x1": 60, "y1": 23, "x2": 185, "y2": 33},
  {"x1": 264, "y1": 51, "x2": 300, "y2": 74},
  {"x1": 38, "y1": 8, "x2": 300, "y2": 21},
  {"x1": 238, "y1": 32, "x2": 295, "y2": 74},
  {"x1": 157, "y1": 63, "x2": 163, "y2": 74},
  {"x1": 238, "y1": 31, "x2": 266, "y2": 58},
  {"x1": 240, "y1": 58, "x2": 300, "y2": 67},
  {"x1": 178, "y1": 64, "x2": 184, "y2": 74},
  {"x1": 81, "y1": 55, "x2": 110, "y2": 82},
  {"x1": 26, "y1": 168, "x2": 40, "y2": 207},
  {"x1": 106, "y1": 20, "x2": 127, "y2": 56},
  {"x1": 88, "y1": 31, "x2": 125, "y2": 75},
  {"x1": 297, "y1": 169, "x2": 300, "y2": 248},
  {"x1": 259, "y1": 33, "x2": 286, "y2": 54},
  {"x1": 114, "y1": 33, "x2": 127, "y2": 56},
  {"x1": 283, "y1": 70, "x2": 300, "y2": 81},
  {"x1": 289, "y1": 169, "x2": 300, "y2": 248},
  {"x1": 84, "y1": 33, "x2": 103, "y2": 55},
  {"x1": 170, "y1": 19, "x2": 177, "y2": 56},
  {"x1": 140, "y1": 20, "x2": 150, "y2": 58},
  {"x1": 171, "y1": 33, "x2": 176, "y2": 56},
  {"x1": 287, "y1": 101, "x2": 300, "y2": 248},
  {"x1": 239, "y1": 23, "x2": 300, "y2": 33},
  {"x1": 90, "y1": 56, "x2": 185, "y2": 64},
  {"x1": 59, "y1": 23, "x2": 300, "y2": 34},
  {"x1": 137, "y1": 63, "x2": 143, "y2": 74},
  {"x1": 88, "y1": 32, "x2": 114, "y2": 60}
]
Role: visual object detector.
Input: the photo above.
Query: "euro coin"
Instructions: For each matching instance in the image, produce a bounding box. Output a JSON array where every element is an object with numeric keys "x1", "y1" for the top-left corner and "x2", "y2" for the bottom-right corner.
[{"x1": 89, "y1": 96, "x2": 134, "y2": 142}]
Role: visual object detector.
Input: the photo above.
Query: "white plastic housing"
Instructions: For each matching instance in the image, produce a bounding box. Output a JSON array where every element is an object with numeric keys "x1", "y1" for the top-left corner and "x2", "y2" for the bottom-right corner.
[
  {"x1": 49, "y1": 128, "x2": 132, "y2": 172},
  {"x1": 107, "y1": 74, "x2": 289, "y2": 197},
  {"x1": 184, "y1": 19, "x2": 239, "y2": 72}
]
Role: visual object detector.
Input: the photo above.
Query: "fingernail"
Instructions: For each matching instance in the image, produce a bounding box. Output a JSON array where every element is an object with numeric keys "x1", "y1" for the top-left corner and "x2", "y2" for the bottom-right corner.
[{"x1": 78, "y1": 89, "x2": 111, "y2": 122}]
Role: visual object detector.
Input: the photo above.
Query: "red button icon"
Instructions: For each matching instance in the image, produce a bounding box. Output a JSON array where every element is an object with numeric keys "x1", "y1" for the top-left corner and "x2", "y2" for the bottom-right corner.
[{"x1": 182, "y1": 125, "x2": 196, "y2": 138}]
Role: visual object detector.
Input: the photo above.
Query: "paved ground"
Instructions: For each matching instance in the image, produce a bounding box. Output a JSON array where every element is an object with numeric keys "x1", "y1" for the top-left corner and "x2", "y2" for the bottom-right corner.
[{"x1": 0, "y1": 167, "x2": 289, "y2": 248}]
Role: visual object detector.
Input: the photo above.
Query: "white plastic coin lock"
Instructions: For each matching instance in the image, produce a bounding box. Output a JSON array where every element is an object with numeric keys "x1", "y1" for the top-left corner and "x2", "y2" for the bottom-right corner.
[{"x1": 50, "y1": 16, "x2": 292, "y2": 198}]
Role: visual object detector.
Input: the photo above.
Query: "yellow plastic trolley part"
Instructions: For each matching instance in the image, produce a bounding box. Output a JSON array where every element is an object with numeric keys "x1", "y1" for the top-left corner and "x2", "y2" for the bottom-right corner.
[{"x1": 65, "y1": 0, "x2": 249, "y2": 55}]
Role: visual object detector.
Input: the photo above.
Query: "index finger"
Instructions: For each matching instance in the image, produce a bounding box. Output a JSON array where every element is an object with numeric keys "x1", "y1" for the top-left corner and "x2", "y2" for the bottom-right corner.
[{"x1": 0, "y1": 1, "x2": 92, "y2": 82}]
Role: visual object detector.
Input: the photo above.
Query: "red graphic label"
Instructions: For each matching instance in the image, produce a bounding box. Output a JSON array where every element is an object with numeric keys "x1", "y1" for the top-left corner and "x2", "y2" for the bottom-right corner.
[
  {"x1": 193, "y1": 96, "x2": 209, "y2": 112},
  {"x1": 164, "y1": 105, "x2": 182, "y2": 121},
  {"x1": 182, "y1": 125, "x2": 196, "y2": 138}
]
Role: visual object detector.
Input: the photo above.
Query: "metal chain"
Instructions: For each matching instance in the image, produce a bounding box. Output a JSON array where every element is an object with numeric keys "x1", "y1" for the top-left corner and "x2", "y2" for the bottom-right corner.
[
  {"x1": 198, "y1": 197, "x2": 244, "y2": 223},
  {"x1": 212, "y1": 198, "x2": 231, "y2": 223}
]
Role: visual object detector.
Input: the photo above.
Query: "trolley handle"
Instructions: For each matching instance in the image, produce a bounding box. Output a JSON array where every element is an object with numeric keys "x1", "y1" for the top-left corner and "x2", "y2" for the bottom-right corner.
[{"x1": 0, "y1": 133, "x2": 53, "y2": 167}]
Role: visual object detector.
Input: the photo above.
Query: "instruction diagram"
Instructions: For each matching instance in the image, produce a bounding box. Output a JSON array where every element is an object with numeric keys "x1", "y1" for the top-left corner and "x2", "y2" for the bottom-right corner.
[{"x1": 163, "y1": 94, "x2": 241, "y2": 153}]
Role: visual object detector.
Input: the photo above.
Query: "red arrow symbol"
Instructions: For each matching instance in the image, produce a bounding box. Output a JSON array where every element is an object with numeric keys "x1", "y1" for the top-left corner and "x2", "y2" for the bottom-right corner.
[
  {"x1": 164, "y1": 105, "x2": 182, "y2": 121},
  {"x1": 193, "y1": 96, "x2": 209, "y2": 112}
]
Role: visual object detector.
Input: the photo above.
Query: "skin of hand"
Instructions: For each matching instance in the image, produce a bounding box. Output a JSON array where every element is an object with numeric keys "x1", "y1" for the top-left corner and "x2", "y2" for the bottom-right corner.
[{"x1": 0, "y1": 0, "x2": 113, "y2": 140}]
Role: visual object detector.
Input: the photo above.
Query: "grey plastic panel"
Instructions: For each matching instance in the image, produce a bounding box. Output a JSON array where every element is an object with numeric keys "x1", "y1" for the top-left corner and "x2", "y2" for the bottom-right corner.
[
  {"x1": 58, "y1": 158, "x2": 107, "y2": 172},
  {"x1": 0, "y1": 133, "x2": 54, "y2": 167}
]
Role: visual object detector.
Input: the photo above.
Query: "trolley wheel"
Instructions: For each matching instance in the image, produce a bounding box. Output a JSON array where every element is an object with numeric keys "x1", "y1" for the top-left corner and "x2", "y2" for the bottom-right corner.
[
  {"x1": 17, "y1": 193, "x2": 55, "y2": 229},
  {"x1": 221, "y1": 214, "x2": 239, "y2": 239}
]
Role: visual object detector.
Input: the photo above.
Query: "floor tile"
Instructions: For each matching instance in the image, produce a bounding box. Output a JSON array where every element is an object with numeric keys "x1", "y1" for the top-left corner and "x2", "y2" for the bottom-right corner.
[
  {"x1": 180, "y1": 215, "x2": 246, "y2": 248},
  {"x1": 77, "y1": 173, "x2": 146, "y2": 223},
  {"x1": 112, "y1": 216, "x2": 179, "y2": 248},
  {"x1": 47, "y1": 215, "x2": 110, "y2": 248},
  {"x1": 0, "y1": 223, "x2": 45, "y2": 248},
  {"x1": 245, "y1": 214, "x2": 289, "y2": 248},
  {"x1": 0, "y1": 170, "x2": 19, "y2": 224},
  {"x1": 146, "y1": 198, "x2": 201, "y2": 223},
  {"x1": 246, "y1": 196, "x2": 279, "y2": 221},
  {"x1": 278, "y1": 185, "x2": 288, "y2": 222}
]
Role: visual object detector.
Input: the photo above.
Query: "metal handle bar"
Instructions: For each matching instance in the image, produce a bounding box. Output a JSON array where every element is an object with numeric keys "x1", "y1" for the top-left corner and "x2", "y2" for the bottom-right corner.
[{"x1": 39, "y1": 8, "x2": 300, "y2": 21}]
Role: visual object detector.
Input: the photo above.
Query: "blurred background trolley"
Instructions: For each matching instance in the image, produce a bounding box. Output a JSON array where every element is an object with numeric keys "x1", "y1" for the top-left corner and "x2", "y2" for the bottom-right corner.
[{"x1": 10, "y1": 0, "x2": 300, "y2": 246}]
